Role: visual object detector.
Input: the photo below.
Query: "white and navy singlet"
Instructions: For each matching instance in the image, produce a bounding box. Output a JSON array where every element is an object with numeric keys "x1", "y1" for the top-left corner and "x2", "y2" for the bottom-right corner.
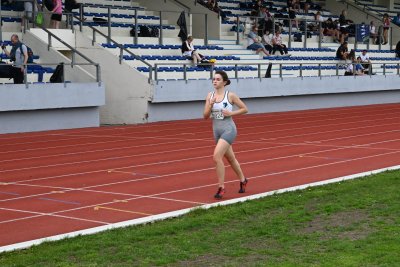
[{"x1": 210, "y1": 90, "x2": 237, "y2": 145}]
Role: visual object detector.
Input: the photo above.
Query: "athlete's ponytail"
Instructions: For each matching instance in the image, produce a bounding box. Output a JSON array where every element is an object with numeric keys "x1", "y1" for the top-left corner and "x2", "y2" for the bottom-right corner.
[{"x1": 215, "y1": 70, "x2": 231, "y2": 86}]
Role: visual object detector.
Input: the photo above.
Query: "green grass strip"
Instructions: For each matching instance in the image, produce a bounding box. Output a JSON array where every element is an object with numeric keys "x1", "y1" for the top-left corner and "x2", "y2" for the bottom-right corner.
[{"x1": 1, "y1": 170, "x2": 399, "y2": 266}]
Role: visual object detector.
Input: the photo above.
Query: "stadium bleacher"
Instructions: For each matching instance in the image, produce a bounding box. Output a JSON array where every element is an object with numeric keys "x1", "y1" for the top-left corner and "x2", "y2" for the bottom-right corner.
[{"x1": 0, "y1": 0, "x2": 399, "y2": 83}]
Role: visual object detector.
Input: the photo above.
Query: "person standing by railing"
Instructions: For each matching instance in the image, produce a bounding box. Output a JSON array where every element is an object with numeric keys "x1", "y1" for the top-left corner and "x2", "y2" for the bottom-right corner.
[
  {"x1": 382, "y1": 13, "x2": 390, "y2": 45},
  {"x1": 1, "y1": 34, "x2": 28, "y2": 84},
  {"x1": 50, "y1": 0, "x2": 62, "y2": 29},
  {"x1": 64, "y1": 0, "x2": 86, "y2": 21}
]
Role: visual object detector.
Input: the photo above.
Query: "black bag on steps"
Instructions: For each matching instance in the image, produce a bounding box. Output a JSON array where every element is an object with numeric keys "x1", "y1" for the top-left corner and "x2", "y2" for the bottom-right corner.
[{"x1": 50, "y1": 63, "x2": 64, "y2": 83}]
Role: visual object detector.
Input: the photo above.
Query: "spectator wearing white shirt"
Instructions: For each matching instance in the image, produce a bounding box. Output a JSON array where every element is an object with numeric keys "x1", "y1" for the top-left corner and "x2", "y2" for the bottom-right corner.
[
  {"x1": 359, "y1": 49, "x2": 371, "y2": 69},
  {"x1": 272, "y1": 31, "x2": 291, "y2": 56},
  {"x1": 369, "y1": 21, "x2": 377, "y2": 45},
  {"x1": 247, "y1": 26, "x2": 271, "y2": 56},
  {"x1": 262, "y1": 30, "x2": 273, "y2": 55},
  {"x1": 181, "y1": 36, "x2": 203, "y2": 65}
]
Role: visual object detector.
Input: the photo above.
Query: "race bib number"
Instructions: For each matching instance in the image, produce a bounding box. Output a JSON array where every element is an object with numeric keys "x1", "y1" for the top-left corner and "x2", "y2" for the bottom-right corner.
[{"x1": 211, "y1": 109, "x2": 224, "y2": 120}]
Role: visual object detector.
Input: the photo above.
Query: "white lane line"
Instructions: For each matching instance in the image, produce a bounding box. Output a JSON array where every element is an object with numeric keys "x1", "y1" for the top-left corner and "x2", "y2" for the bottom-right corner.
[
  {"x1": 6, "y1": 130, "x2": 400, "y2": 187},
  {"x1": 1, "y1": 163, "x2": 399, "y2": 253},
  {"x1": 4, "y1": 142, "x2": 298, "y2": 184},
  {"x1": 48, "y1": 116, "x2": 400, "y2": 145},
  {"x1": 0, "y1": 138, "x2": 196, "y2": 155},
  {"x1": 0, "y1": 207, "x2": 109, "y2": 225},
  {"x1": 3, "y1": 148, "x2": 398, "y2": 227},
  {"x1": 1, "y1": 142, "x2": 395, "y2": 204},
  {"x1": 2, "y1": 124, "x2": 399, "y2": 174}
]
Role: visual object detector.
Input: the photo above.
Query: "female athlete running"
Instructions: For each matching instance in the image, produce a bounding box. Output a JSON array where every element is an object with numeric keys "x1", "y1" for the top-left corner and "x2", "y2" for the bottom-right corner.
[{"x1": 203, "y1": 70, "x2": 248, "y2": 199}]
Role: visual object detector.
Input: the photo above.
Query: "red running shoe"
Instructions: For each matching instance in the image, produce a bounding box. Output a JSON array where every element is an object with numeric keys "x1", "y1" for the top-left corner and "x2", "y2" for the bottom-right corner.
[
  {"x1": 214, "y1": 187, "x2": 225, "y2": 199},
  {"x1": 238, "y1": 178, "x2": 248, "y2": 193}
]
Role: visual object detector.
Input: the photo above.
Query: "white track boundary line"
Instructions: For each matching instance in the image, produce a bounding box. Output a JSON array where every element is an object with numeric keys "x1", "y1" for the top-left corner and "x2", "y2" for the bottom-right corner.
[{"x1": 1, "y1": 164, "x2": 399, "y2": 254}]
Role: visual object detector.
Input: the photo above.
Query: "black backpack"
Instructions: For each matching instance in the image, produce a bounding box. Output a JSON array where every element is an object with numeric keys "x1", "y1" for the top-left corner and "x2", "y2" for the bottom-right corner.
[
  {"x1": 10, "y1": 43, "x2": 34, "y2": 64},
  {"x1": 50, "y1": 63, "x2": 64, "y2": 83},
  {"x1": 139, "y1": 25, "x2": 151, "y2": 37},
  {"x1": 294, "y1": 32, "x2": 302, "y2": 42},
  {"x1": 44, "y1": 0, "x2": 54, "y2": 11},
  {"x1": 150, "y1": 26, "x2": 159, "y2": 37},
  {"x1": 93, "y1": 17, "x2": 108, "y2": 24}
]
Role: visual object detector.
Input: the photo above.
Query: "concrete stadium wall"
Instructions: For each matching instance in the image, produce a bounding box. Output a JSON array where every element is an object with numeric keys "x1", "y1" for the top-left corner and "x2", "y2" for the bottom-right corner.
[
  {"x1": 74, "y1": 31, "x2": 153, "y2": 124},
  {"x1": 0, "y1": 83, "x2": 105, "y2": 134},
  {"x1": 147, "y1": 75, "x2": 400, "y2": 122}
]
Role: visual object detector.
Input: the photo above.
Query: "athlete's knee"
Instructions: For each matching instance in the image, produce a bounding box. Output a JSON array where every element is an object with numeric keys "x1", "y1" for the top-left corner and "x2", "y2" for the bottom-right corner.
[{"x1": 213, "y1": 153, "x2": 224, "y2": 164}]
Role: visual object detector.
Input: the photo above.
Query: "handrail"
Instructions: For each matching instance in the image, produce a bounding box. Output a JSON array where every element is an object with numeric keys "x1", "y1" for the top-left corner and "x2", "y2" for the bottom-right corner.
[
  {"x1": 341, "y1": 0, "x2": 383, "y2": 22},
  {"x1": 167, "y1": 0, "x2": 191, "y2": 12},
  {"x1": 68, "y1": 11, "x2": 154, "y2": 83},
  {"x1": 19, "y1": 62, "x2": 101, "y2": 88},
  {"x1": 351, "y1": 0, "x2": 400, "y2": 28},
  {"x1": 40, "y1": 27, "x2": 95, "y2": 64},
  {"x1": 151, "y1": 61, "x2": 399, "y2": 81}
]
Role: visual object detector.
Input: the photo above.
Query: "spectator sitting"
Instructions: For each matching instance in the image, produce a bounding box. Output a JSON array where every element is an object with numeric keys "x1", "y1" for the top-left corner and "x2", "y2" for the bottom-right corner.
[
  {"x1": 323, "y1": 18, "x2": 339, "y2": 43},
  {"x1": 288, "y1": 3, "x2": 299, "y2": 29},
  {"x1": 336, "y1": 41, "x2": 349, "y2": 60},
  {"x1": 253, "y1": 0, "x2": 264, "y2": 13},
  {"x1": 300, "y1": 0, "x2": 310, "y2": 14},
  {"x1": 247, "y1": 26, "x2": 271, "y2": 56},
  {"x1": 359, "y1": 49, "x2": 371, "y2": 69},
  {"x1": 181, "y1": 36, "x2": 204, "y2": 65},
  {"x1": 262, "y1": 29, "x2": 273, "y2": 55},
  {"x1": 309, "y1": 11, "x2": 324, "y2": 36},
  {"x1": 205, "y1": 0, "x2": 227, "y2": 21},
  {"x1": 272, "y1": 31, "x2": 291, "y2": 56},
  {"x1": 344, "y1": 56, "x2": 364, "y2": 76},
  {"x1": 1, "y1": 34, "x2": 28, "y2": 84},
  {"x1": 338, "y1": 10, "x2": 350, "y2": 44},
  {"x1": 258, "y1": 6, "x2": 273, "y2": 33}
]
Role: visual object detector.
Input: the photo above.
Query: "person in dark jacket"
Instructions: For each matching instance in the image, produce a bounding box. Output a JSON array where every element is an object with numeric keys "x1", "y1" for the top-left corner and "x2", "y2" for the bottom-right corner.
[
  {"x1": 396, "y1": 40, "x2": 400, "y2": 58},
  {"x1": 64, "y1": 0, "x2": 86, "y2": 21}
]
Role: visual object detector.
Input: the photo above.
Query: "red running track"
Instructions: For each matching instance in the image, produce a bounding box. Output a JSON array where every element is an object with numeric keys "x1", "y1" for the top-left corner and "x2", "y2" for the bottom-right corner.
[{"x1": 1, "y1": 103, "x2": 400, "y2": 252}]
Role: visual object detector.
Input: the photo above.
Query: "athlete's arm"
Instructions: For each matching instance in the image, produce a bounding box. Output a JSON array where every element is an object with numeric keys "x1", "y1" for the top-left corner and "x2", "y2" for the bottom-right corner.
[
  {"x1": 223, "y1": 92, "x2": 248, "y2": 117},
  {"x1": 203, "y1": 92, "x2": 215, "y2": 119}
]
